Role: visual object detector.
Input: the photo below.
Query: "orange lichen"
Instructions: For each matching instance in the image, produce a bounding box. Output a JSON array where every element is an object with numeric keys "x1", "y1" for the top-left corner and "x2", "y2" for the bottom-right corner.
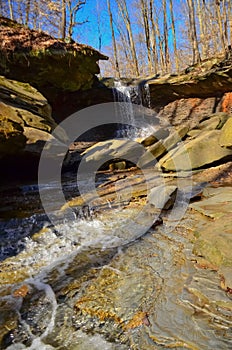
[
  {"x1": 124, "y1": 311, "x2": 150, "y2": 330},
  {"x1": 221, "y1": 92, "x2": 232, "y2": 113},
  {"x1": 75, "y1": 301, "x2": 122, "y2": 324},
  {"x1": 13, "y1": 284, "x2": 29, "y2": 298}
]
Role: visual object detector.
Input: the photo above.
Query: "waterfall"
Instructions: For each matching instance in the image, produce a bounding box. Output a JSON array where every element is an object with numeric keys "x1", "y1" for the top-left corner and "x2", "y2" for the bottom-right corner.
[{"x1": 113, "y1": 80, "x2": 153, "y2": 139}]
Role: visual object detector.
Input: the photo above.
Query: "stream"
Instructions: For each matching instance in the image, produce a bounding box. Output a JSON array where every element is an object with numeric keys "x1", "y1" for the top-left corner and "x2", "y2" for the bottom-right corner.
[{"x1": 0, "y1": 83, "x2": 232, "y2": 350}]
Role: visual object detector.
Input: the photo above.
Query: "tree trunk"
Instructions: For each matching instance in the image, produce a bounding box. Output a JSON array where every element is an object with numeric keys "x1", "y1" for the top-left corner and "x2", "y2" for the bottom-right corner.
[
  {"x1": 162, "y1": 0, "x2": 170, "y2": 72},
  {"x1": 196, "y1": 0, "x2": 207, "y2": 59},
  {"x1": 169, "y1": 0, "x2": 179, "y2": 72},
  {"x1": 68, "y1": 0, "x2": 73, "y2": 40},
  {"x1": 140, "y1": 0, "x2": 153, "y2": 74},
  {"x1": 61, "y1": 0, "x2": 66, "y2": 39},
  {"x1": 117, "y1": 0, "x2": 139, "y2": 76},
  {"x1": 149, "y1": 0, "x2": 158, "y2": 74},
  {"x1": 222, "y1": 0, "x2": 229, "y2": 49},
  {"x1": 66, "y1": 0, "x2": 87, "y2": 40},
  {"x1": 8, "y1": 0, "x2": 13, "y2": 20},
  {"x1": 25, "y1": 0, "x2": 31, "y2": 26},
  {"x1": 187, "y1": 0, "x2": 201, "y2": 64},
  {"x1": 96, "y1": 0, "x2": 102, "y2": 52},
  {"x1": 153, "y1": 5, "x2": 165, "y2": 73},
  {"x1": 229, "y1": 0, "x2": 232, "y2": 46},
  {"x1": 107, "y1": 0, "x2": 120, "y2": 78},
  {"x1": 216, "y1": 0, "x2": 226, "y2": 53}
]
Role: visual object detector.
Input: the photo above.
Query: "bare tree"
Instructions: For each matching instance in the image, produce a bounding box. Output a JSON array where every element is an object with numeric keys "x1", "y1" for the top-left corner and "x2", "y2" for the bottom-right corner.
[
  {"x1": 116, "y1": 0, "x2": 139, "y2": 76},
  {"x1": 215, "y1": 0, "x2": 227, "y2": 52},
  {"x1": 107, "y1": 0, "x2": 120, "y2": 77},
  {"x1": 162, "y1": 0, "x2": 170, "y2": 72},
  {"x1": 149, "y1": 0, "x2": 158, "y2": 74},
  {"x1": 169, "y1": 0, "x2": 179, "y2": 72},
  {"x1": 67, "y1": 0, "x2": 87, "y2": 40},
  {"x1": 8, "y1": 0, "x2": 14, "y2": 20},
  {"x1": 153, "y1": 4, "x2": 165, "y2": 73},
  {"x1": 187, "y1": 0, "x2": 201, "y2": 64},
  {"x1": 222, "y1": 0, "x2": 229, "y2": 49},
  {"x1": 228, "y1": 0, "x2": 232, "y2": 46},
  {"x1": 61, "y1": 0, "x2": 66, "y2": 39},
  {"x1": 196, "y1": 0, "x2": 208, "y2": 58},
  {"x1": 140, "y1": 0, "x2": 153, "y2": 74}
]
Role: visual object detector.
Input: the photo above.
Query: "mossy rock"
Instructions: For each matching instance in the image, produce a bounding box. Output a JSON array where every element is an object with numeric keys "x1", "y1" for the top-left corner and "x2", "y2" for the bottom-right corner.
[
  {"x1": 0, "y1": 17, "x2": 108, "y2": 93},
  {"x1": 0, "y1": 75, "x2": 51, "y2": 118},
  {"x1": 0, "y1": 76, "x2": 64, "y2": 165},
  {"x1": 0, "y1": 115, "x2": 26, "y2": 156}
]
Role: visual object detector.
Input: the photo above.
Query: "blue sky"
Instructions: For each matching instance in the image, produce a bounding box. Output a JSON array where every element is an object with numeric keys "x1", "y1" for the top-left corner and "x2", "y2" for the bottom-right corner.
[{"x1": 74, "y1": 0, "x2": 113, "y2": 51}]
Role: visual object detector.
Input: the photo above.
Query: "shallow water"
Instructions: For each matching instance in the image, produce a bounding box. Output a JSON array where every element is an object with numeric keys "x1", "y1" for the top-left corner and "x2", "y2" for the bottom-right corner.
[{"x1": 0, "y1": 177, "x2": 231, "y2": 349}]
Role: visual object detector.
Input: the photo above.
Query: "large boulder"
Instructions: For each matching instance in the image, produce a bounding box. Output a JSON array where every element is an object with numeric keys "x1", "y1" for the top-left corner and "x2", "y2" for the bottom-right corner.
[
  {"x1": 219, "y1": 117, "x2": 232, "y2": 147},
  {"x1": 0, "y1": 17, "x2": 108, "y2": 94},
  {"x1": 161, "y1": 130, "x2": 232, "y2": 171}
]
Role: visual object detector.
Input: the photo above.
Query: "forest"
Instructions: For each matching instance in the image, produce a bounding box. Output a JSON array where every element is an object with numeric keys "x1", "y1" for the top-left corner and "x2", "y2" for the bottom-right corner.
[{"x1": 1, "y1": 0, "x2": 232, "y2": 77}]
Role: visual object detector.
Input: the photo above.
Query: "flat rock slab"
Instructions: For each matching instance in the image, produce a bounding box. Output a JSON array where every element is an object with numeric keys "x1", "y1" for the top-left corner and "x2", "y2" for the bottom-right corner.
[
  {"x1": 161, "y1": 130, "x2": 232, "y2": 171},
  {"x1": 81, "y1": 139, "x2": 145, "y2": 169}
]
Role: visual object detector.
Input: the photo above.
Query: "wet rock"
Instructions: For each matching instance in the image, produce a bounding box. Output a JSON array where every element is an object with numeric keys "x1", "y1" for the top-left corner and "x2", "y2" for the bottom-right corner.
[
  {"x1": 219, "y1": 117, "x2": 232, "y2": 147},
  {"x1": 0, "y1": 169, "x2": 232, "y2": 349},
  {"x1": 161, "y1": 130, "x2": 232, "y2": 171},
  {"x1": 138, "y1": 126, "x2": 189, "y2": 168},
  {"x1": 0, "y1": 300, "x2": 18, "y2": 347},
  {"x1": 191, "y1": 187, "x2": 232, "y2": 289}
]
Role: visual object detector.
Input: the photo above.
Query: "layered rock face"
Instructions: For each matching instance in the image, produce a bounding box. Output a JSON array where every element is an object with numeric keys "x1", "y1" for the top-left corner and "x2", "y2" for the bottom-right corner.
[
  {"x1": 0, "y1": 17, "x2": 108, "y2": 180},
  {"x1": 127, "y1": 54, "x2": 232, "y2": 133},
  {"x1": 0, "y1": 75, "x2": 65, "y2": 179}
]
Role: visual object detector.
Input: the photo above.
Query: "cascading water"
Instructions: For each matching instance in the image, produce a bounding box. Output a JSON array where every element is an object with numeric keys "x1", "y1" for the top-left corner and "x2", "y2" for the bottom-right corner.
[
  {"x1": 1, "y1": 80, "x2": 231, "y2": 350},
  {"x1": 113, "y1": 80, "x2": 154, "y2": 139}
]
